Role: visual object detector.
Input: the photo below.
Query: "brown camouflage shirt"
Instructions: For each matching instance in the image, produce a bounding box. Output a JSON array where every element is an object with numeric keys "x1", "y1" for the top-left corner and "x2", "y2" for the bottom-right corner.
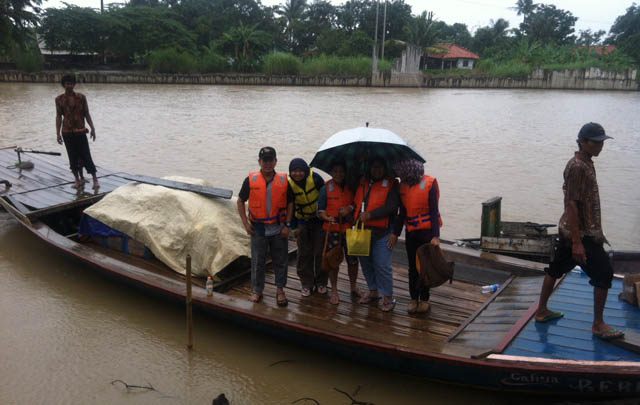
[
  {"x1": 558, "y1": 152, "x2": 606, "y2": 243},
  {"x1": 56, "y1": 91, "x2": 89, "y2": 134}
]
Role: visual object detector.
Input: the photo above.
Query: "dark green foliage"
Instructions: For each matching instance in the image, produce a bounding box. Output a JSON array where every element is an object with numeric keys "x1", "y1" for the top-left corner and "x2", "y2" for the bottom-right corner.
[
  {"x1": 337, "y1": 29, "x2": 372, "y2": 56},
  {"x1": 14, "y1": 45, "x2": 43, "y2": 72},
  {"x1": 39, "y1": 6, "x2": 106, "y2": 55},
  {"x1": 432, "y1": 21, "x2": 472, "y2": 49},
  {"x1": 404, "y1": 11, "x2": 437, "y2": 48},
  {"x1": 103, "y1": 6, "x2": 197, "y2": 63},
  {"x1": 0, "y1": 0, "x2": 42, "y2": 54},
  {"x1": 515, "y1": 1, "x2": 577, "y2": 45},
  {"x1": 199, "y1": 50, "x2": 228, "y2": 73},
  {"x1": 608, "y1": 3, "x2": 640, "y2": 67}
]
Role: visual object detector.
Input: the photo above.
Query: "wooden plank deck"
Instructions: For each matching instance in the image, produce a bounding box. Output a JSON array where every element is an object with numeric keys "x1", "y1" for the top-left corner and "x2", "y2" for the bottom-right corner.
[
  {"x1": 0, "y1": 148, "x2": 122, "y2": 213},
  {"x1": 441, "y1": 276, "x2": 544, "y2": 358},
  {"x1": 503, "y1": 271, "x2": 640, "y2": 361},
  {"x1": 225, "y1": 257, "x2": 486, "y2": 354}
]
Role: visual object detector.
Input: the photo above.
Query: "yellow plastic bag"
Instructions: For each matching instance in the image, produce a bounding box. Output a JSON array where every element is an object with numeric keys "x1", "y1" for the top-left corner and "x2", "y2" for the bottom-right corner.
[{"x1": 346, "y1": 219, "x2": 371, "y2": 256}]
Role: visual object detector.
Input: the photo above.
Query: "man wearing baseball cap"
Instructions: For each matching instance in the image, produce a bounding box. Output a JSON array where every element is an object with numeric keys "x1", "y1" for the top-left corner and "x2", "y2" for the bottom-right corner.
[
  {"x1": 535, "y1": 123, "x2": 623, "y2": 340},
  {"x1": 237, "y1": 146, "x2": 294, "y2": 307}
]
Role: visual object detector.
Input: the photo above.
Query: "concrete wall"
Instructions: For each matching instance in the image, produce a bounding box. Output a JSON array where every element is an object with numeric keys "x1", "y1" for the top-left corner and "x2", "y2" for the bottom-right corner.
[
  {"x1": 0, "y1": 71, "x2": 371, "y2": 87},
  {"x1": 391, "y1": 44, "x2": 423, "y2": 74},
  {"x1": 372, "y1": 67, "x2": 639, "y2": 90},
  {"x1": 1, "y1": 68, "x2": 637, "y2": 90}
]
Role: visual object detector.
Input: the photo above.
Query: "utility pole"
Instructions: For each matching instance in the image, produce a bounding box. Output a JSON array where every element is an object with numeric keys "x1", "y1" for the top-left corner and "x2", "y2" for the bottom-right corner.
[
  {"x1": 371, "y1": 0, "x2": 380, "y2": 74},
  {"x1": 381, "y1": 0, "x2": 387, "y2": 61},
  {"x1": 101, "y1": 0, "x2": 106, "y2": 64}
]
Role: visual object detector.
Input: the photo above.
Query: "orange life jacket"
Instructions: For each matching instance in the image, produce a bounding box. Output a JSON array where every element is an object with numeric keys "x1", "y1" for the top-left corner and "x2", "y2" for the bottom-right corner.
[
  {"x1": 323, "y1": 179, "x2": 354, "y2": 232},
  {"x1": 353, "y1": 177, "x2": 396, "y2": 229},
  {"x1": 399, "y1": 175, "x2": 443, "y2": 232},
  {"x1": 248, "y1": 171, "x2": 288, "y2": 224}
]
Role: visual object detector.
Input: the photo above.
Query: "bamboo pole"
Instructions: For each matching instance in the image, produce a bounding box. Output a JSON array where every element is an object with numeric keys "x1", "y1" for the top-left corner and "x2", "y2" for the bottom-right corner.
[{"x1": 186, "y1": 254, "x2": 193, "y2": 350}]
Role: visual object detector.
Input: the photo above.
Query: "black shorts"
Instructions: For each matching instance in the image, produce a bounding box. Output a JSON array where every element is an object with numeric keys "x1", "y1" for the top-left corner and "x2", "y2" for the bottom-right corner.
[{"x1": 546, "y1": 236, "x2": 613, "y2": 289}]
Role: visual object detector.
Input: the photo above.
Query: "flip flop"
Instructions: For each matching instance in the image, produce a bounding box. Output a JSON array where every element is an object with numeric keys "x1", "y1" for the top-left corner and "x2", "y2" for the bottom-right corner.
[
  {"x1": 381, "y1": 298, "x2": 396, "y2": 313},
  {"x1": 593, "y1": 328, "x2": 624, "y2": 341},
  {"x1": 249, "y1": 292, "x2": 263, "y2": 303},
  {"x1": 535, "y1": 311, "x2": 564, "y2": 323},
  {"x1": 329, "y1": 294, "x2": 339, "y2": 305},
  {"x1": 277, "y1": 293, "x2": 288, "y2": 307},
  {"x1": 350, "y1": 289, "x2": 363, "y2": 299},
  {"x1": 359, "y1": 294, "x2": 381, "y2": 305}
]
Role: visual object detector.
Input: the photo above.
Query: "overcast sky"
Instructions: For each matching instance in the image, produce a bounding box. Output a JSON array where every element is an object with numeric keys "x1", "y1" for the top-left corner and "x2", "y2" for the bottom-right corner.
[{"x1": 44, "y1": 0, "x2": 633, "y2": 35}]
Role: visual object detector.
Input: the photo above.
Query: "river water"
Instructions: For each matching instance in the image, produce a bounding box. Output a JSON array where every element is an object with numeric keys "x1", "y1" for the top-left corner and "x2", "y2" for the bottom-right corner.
[{"x1": 1, "y1": 83, "x2": 639, "y2": 403}]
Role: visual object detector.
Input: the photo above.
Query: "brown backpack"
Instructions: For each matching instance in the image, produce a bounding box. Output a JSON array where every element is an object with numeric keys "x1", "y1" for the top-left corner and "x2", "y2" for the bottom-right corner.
[
  {"x1": 321, "y1": 218, "x2": 344, "y2": 272},
  {"x1": 416, "y1": 243, "x2": 454, "y2": 288}
]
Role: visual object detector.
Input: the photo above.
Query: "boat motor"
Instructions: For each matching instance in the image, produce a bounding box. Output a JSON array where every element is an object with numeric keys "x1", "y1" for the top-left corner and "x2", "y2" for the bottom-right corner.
[{"x1": 12, "y1": 147, "x2": 61, "y2": 170}]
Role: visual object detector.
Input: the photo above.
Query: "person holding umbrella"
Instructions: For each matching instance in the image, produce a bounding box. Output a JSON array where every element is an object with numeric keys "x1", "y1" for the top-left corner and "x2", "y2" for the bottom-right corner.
[
  {"x1": 354, "y1": 158, "x2": 400, "y2": 312},
  {"x1": 391, "y1": 159, "x2": 442, "y2": 314},
  {"x1": 317, "y1": 161, "x2": 362, "y2": 305}
]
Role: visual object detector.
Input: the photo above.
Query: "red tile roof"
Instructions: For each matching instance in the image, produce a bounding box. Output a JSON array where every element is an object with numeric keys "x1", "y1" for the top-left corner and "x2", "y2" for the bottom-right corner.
[
  {"x1": 427, "y1": 43, "x2": 479, "y2": 60},
  {"x1": 578, "y1": 45, "x2": 616, "y2": 55}
]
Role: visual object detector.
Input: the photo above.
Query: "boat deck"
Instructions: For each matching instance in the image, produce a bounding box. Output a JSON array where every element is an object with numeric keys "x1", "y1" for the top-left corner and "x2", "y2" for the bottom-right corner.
[
  {"x1": 0, "y1": 147, "x2": 128, "y2": 217},
  {"x1": 503, "y1": 271, "x2": 640, "y2": 361},
  {"x1": 224, "y1": 257, "x2": 487, "y2": 354}
]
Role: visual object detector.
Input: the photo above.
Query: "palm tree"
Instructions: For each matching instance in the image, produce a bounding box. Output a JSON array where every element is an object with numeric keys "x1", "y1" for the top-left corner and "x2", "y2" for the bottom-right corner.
[
  {"x1": 277, "y1": 0, "x2": 308, "y2": 52},
  {"x1": 223, "y1": 22, "x2": 268, "y2": 59},
  {"x1": 512, "y1": 0, "x2": 534, "y2": 16},
  {"x1": 403, "y1": 11, "x2": 437, "y2": 49}
]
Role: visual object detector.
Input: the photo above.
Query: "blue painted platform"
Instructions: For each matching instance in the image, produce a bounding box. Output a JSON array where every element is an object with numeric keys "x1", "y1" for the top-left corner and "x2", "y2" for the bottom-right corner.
[{"x1": 504, "y1": 271, "x2": 640, "y2": 361}]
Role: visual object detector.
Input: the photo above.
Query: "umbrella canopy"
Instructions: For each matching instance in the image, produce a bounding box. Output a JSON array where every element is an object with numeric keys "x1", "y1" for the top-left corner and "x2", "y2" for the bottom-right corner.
[{"x1": 309, "y1": 127, "x2": 425, "y2": 176}]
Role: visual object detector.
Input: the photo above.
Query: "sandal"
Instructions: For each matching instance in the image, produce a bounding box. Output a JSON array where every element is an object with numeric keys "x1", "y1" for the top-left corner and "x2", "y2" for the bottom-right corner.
[
  {"x1": 301, "y1": 288, "x2": 312, "y2": 297},
  {"x1": 407, "y1": 300, "x2": 418, "y2": 314},
  {"x1": 359, "y1": 294, "x2": 380, "y2": 305},
  {"x1": 381, "y1": 298, "x2": 396, "y2": 313},
  {"x1": 316, "y1": 285, "x2": 328, "y2": 295},
  {"x1": 350, "y1": 289, "x2": 363, "y2": 299},
  {"x1": 416, "y1": 301, "x2": 430, "y2": 313},
  {"x1": 277, "y1": 292, "x2": 288, "y2": 307},
  {"x1": 249, "y1": 292, "x2": 263, "y2": 303},
  {"x1": 329, "y1": 294, "x2": 339, "y2": 305}
]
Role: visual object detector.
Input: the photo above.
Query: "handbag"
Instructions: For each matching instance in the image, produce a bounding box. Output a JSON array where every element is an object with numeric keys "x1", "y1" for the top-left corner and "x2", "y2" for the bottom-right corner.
[
  {"x1": 346, "y1": 219, "x2": 371, "y2": 256},
  {"x1": 416, "y1": 243, "x2": 454, "y2": 288},
  {"x1": 321, "y1": 217, "x2": 344, "y2": 272}
]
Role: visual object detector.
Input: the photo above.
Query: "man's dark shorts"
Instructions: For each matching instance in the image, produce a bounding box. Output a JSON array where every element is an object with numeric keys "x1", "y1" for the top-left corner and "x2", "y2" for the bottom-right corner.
[{"x1": 546, "y1": 236, "x2": 613, "y2": 289}]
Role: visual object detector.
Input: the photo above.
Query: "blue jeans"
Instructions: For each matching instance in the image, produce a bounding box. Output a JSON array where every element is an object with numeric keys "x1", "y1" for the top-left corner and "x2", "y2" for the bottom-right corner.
[
  {"x1": 359, "y1": 232, "x2": 394, "y2": 297},
  {"x1": 251, "y1": 233, "x2": 288, "y2": 293}
]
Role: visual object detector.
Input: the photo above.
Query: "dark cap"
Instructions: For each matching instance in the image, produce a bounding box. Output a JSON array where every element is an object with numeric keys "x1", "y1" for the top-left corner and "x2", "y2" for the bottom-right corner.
[
  {"x1": 258, "y1": 146, "x2": 276, "y2": 159},
  {"x1": 578, "y1": 122, "x2": 612, "y2": 142}
]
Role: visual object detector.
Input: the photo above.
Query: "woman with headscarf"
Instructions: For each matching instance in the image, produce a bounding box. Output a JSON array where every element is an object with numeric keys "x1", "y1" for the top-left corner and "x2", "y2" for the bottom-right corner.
[
  {"x1": 391, "y1": 159, "x2": 442, "y2": 314},
  {"x1": 288, "y1": 158, "x2": 327, "y2": 297},
  {"x1": 352, "y1": 158, "x2": 400, "y2": 312}
]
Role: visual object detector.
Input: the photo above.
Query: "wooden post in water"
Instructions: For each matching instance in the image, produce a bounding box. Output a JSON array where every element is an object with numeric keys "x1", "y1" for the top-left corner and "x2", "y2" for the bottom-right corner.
[{"x1": 186, "y1": 254, "x2": 193, "y2": 350}]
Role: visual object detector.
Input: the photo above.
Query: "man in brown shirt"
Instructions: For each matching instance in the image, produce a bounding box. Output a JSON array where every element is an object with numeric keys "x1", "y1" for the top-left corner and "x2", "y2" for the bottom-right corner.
[
  {"x1": 56, "y1": 74, "x2": 99, "y2": 190},
  {"x1": 535, "y1": 122, "x2": 623, "y2": 340}
]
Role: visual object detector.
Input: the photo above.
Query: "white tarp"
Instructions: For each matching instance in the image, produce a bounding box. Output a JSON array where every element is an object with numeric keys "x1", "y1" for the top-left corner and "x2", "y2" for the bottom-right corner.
[{"x1": 84, "y1": 176, "x2": 250, "y2": 278}]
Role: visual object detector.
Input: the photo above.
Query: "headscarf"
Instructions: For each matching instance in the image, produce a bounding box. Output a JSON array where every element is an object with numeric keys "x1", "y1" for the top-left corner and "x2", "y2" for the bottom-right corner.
[
  {"x1": 289, "y1": 158, "x2": 310, "y2": 185},
  {"x1": 393, "y1": 159, "x2": 424, "y2": 186}
]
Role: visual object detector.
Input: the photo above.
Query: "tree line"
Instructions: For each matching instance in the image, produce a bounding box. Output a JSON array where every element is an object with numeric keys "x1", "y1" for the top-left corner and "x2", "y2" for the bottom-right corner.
[{"x1": 1, "y1": 0, "x2": 639, "y2": 74}]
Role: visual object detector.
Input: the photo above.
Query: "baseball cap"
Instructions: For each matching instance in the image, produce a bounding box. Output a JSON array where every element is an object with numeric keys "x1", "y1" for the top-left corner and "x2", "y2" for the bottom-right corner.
[
  {"x1": 259, "y1": 146, "x2": 276, "y2": 159},
  {"x1": 578, "y1": 122, "x2": 613, "y2": 142}
]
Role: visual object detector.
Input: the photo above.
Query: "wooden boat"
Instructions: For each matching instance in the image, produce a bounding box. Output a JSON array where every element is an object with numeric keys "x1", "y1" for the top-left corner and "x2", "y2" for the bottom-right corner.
[{"x1": 1, "y1": 147, "x2": 640, "y2": 398}]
